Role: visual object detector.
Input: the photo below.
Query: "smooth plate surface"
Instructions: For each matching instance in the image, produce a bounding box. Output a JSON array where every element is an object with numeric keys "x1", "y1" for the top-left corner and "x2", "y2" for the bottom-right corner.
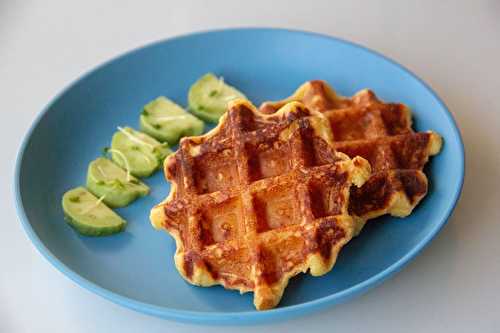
[{"x1": 14, "y1": 28, "x2": 464, "y2": 324}]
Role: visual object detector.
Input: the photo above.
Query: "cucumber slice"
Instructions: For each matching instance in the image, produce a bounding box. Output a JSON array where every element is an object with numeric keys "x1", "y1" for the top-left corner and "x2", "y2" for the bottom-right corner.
[
  {"x1": 188, "y1": 73, "x2": 246, "y2": 122},
  {"x1": 86, "y1": 157, "x2": 149, "y2": 208},
  {"x1": 140, "y1": 96, "x2": 204, "y2": 145},
  {"x1": 110, "y1": 127, "x2": 171, "y2": 177},
  {"x1": 62, "y1": 187, "x2": 126, "y2": 236}
]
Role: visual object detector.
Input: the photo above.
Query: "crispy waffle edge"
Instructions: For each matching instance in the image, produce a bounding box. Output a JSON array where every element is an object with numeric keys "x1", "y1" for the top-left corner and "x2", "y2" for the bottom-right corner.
[
  {"x1": 150, "y1": 99, "x2": 372, "y2": 310},
  {"x1": 260, "y1": 80, "x2": 443, "y2": 232}
]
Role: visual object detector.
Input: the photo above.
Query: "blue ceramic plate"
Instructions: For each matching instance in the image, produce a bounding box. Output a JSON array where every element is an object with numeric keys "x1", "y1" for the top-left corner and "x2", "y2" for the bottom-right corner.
[{"x1": 14, "y1": 28, "x2": 464, "y2": 324}]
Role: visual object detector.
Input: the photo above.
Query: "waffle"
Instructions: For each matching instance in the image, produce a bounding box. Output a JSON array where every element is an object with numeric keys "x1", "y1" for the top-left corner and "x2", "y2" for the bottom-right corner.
[
  {"x1": 260, "y1": 80, "x2": 442, "y2": 232},
  {"x1": 151, "y1": 99, "x2": 371, "y2": 310}
]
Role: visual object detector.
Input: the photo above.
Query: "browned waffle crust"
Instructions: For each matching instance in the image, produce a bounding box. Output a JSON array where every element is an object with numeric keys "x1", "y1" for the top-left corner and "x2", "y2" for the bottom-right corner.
[
  {"x1": 260, "y1": 80, "x2": 442, "y2": 232},
  {"x1": 151, "y1": 100, "x2": 371, "y2": 310}
]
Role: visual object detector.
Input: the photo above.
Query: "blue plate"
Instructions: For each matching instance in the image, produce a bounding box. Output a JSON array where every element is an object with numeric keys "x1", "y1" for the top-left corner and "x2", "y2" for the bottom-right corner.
[{"x1": 14, "y1": 28, "x2": 464, "y2": 324}]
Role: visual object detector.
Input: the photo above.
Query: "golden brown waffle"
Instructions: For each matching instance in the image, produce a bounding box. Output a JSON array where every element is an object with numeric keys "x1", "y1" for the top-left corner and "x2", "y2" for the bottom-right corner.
[
  {"x1": 260, "y1": 80, "x2": 442, "y2": 232},
  {"x1": 151, "y1": 99, "x2": 371, "y2": 310}
]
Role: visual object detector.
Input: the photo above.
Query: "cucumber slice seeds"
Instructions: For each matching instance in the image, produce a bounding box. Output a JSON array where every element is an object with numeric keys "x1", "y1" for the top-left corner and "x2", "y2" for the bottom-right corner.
[
  {"x1": 188, "y1": 73, "x2": 246, "y2": 122},
  {"x1": 62, "y1": 187, "x2": 126, "y2": 236},
  {"x1": 87, "y1": 157, "x2": 149, "y2": 208},
  {"x1": 110, "y1": 127, "x2": 172, "y2": 177},
  {"x1": 140, "y1": 96, "x2": 204, "y2": 144}
]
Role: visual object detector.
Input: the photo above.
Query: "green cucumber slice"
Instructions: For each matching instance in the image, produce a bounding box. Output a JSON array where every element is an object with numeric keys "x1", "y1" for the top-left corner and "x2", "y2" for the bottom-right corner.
[
  {"x1": 110, "y1": 127, "x2": 171, "y2": 177},
  {"x1": 86, "y1": 157, "x2": 149, "y2": 208},
  {"x1": 140, "y1": 96, "x2": 204, "y2": 144},
  {"x1": 188, "y1": 73, "x2": 246, "y2": 122},
  {"x1": 62, "y1": 187, "x2": 126, "y2": 236}
]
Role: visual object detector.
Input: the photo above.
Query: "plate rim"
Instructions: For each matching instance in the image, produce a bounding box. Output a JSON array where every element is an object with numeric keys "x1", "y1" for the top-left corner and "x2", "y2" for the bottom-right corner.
[{"x1": 13, "y1": 27, "x2": 465, "y2": 325}]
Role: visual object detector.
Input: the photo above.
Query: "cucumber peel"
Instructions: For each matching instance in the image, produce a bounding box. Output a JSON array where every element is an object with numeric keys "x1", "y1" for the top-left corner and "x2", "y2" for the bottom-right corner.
[
  {"x1": 140, "y1": 96, "x2": 204, "y2": 144},
  {"x1": 86, "y1": 157, "x2": 149, "y2": 208},
  {"x1": 62, "y1": 187, "x2": 126, "y2": 236},
  {"x1": 110, "y1": 127, "x2": 171, "y2": 177},
  {"x1": 188, "y1": 73, "x2": 246, "y2": 122}
]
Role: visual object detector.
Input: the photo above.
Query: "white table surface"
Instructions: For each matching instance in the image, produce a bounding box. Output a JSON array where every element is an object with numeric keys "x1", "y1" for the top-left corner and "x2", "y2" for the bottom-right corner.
[{"x1": 2, "y1": 1, "x2": 499, "y2": 332}]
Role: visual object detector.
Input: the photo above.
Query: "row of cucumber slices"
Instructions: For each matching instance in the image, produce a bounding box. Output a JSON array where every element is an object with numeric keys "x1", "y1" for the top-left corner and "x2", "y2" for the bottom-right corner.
[{"x1": 62, "y1": 73, "x2": 245, "y2": 236}]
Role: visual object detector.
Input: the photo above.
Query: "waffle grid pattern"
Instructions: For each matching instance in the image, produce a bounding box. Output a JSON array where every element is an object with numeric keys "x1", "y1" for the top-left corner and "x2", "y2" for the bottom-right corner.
[
  {"x1": 153, "y1": 101, "x2": 369, "y2": 309},
  {"x1": 260, "y1": 81, "x2": 442, "y2": 225}
]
